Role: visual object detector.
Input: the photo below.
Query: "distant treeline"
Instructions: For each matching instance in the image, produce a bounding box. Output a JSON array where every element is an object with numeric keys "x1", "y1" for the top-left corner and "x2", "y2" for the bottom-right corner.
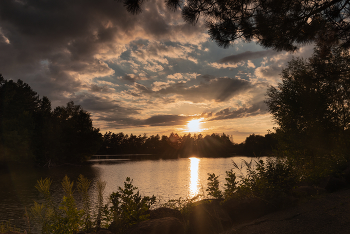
[
  {"x1": 97, "y1": 132, "x2": 278, "y2": 158},
  {"x1": 0, "y1": 74, "x2": 277, "y2": 166}
]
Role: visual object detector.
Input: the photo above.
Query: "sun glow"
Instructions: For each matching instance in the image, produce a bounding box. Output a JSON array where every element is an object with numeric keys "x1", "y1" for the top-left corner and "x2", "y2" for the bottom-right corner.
[
  {"x1": 187, "y1": 118, "x2": 204, "y2": 132},
  {"x1": 189, "y1": 157, "x2": 200, "y2": 197}
]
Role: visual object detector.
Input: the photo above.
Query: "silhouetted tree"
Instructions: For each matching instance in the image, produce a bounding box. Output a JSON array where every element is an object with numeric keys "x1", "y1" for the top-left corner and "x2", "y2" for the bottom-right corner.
[
  {"x1": 0, "y1": 75, "x2": 102, "y2": 165},
  {"x1": 266, "y1": 45, "x2": 350, "y2": 158},
  {"x1": 0, "y1": 76, "x2": 41, "y2": 161},
  {"x1": 120, "y1": 0, "x2": 350, "y2": 51},
  {"x1": 51, "y1": 101, "x2": 102, "y2": 163}
]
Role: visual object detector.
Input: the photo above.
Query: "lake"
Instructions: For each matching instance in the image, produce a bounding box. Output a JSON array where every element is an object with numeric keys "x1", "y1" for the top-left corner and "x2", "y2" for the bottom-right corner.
[{"x1": 0, "y1": 156, "x2": 261, "y2": 232}]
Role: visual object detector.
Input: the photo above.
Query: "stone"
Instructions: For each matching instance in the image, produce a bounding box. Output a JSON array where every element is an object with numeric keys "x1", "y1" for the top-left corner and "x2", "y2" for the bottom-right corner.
[
  {"x1": 150, "y1": 207, "x2": 183, "y2": 220},
  {"x1": 187, "y1": 200, "x2": 232, "y2": 234},
  {"x1": 324, "y1": 176, "x2": 347, "y2": 192},
  {"x1": 222, "y1": 197, "x2": 275, "y2": 224},
  {"x1": 126, "y1": 217, "x2": 185, "y2": 234},
  {"x1": 343, "y1": 166, "x2": 350, "y2": 184},
  {"x1": 292, "y1": 186, "x2": 326, "y2": 197}
]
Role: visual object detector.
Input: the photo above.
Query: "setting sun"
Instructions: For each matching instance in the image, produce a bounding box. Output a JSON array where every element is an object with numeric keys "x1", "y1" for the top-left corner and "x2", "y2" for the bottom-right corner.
[{"x1": 187, "y1": 118, "x2": 204, "y2": 132}]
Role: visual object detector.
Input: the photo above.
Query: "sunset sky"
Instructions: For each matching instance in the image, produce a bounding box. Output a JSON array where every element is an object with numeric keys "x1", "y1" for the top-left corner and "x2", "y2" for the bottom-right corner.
[{"x1": 0, "y1": 0, "x2": 315, "y2": 143}]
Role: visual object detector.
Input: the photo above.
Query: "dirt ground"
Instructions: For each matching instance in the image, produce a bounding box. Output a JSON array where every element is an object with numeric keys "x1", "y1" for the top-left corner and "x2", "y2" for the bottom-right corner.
[{"x1": 221, "y1": 188, "x2": 350, "y2": 234}]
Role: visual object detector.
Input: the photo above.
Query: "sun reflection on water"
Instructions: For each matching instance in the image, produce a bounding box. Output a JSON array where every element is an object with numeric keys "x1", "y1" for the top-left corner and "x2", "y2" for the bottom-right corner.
[{"x1": 189, "y1": 157, "x2": 200, "y2": 197}]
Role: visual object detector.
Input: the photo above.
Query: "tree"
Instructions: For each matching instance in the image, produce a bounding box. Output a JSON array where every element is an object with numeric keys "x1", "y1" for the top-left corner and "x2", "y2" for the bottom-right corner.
[
  {"x1": 52, "y1": 101, "x2": 102, "y2": 163},
  {"x1": 266, "y1": 46, "x2": 350, "y2": 157},
  {"x1": 120, "y1": 0, "x2": 350, "y2": 51},
  {"x1": 0, "y1": 75, "x2": 41, "y2": 161}
]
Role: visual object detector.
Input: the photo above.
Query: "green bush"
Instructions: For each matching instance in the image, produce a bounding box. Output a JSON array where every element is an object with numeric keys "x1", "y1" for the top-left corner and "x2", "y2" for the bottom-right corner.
[
  {"x1": 108, "y1": 177, "x2": 156, "y2": 233},
  {"x1": 206, "y1": 173, "x2": 223, "y2": 199},
  {"x1": 232, "y1": 158, "x2": 298, "y2": 200},
  {"x1": 30, "y1": 176, "x2": 84, "y2": 234}
]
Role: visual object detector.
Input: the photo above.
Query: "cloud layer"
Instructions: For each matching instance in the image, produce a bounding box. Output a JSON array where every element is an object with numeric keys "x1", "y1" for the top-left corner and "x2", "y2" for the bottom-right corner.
[{"x1": 0, "y1": 0, "x2": 316, "y2": 142}]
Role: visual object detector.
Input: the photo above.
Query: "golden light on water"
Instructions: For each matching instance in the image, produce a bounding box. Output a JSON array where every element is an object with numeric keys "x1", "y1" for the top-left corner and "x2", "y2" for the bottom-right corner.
[
  {"x1": 187, "y1": 118, "x2": 204, "y2": 132},
  {"x1": 189, "y1": 157, "x2": 200, "y2": 197}
]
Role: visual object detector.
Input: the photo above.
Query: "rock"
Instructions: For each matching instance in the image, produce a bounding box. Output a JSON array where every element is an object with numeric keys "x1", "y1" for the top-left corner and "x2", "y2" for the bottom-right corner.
[
  {"x1": 292, "y1": 186, "x2": 326, "y2": 197},
  {"x1": 77, "y1": 228, "x2": 113, "y2": 234},
  {"x1": 126, "y1": 217, "x2": 185, "y2": 234},
  {"x1": 222, "y1": 197, "x2": 276, "y2": 224},
  {"x1": 150, "y1": 207, "x2": 183, "y2": 221},
  {"x1": 187, "y1": 200, "x2": 232, "y2": 234},
  {"x1": 343, "y1": 166, "x2": 350, "y2": 184},
  {"x1": 97, "y1": 229, "x2": 114, "y2": 234},
  {"x1": 324, "y1": 176, "x2": 347, "y2": 192}
]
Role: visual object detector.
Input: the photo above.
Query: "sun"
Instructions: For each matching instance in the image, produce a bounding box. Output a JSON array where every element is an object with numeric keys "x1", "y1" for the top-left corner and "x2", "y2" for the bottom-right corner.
[{"x1": 187, "y1": 118, "x2": 203, "y2": 132}]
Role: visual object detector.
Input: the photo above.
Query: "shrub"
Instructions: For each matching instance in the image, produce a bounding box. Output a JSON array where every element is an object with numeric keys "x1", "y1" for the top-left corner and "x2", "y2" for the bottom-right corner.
[
  {"x1": 30, "y1": 176, "x2": 84, "y2": 234},
  {"x1": 223, "y1": 169, "x2": 237, "y2": 198},
  {"x1": 206, "y1": 173, "x2": 223, "y2": 199},
  {"x1": 233, "y1": 158, "x2": 298, "y2": 200},
  {"x1": 108, "y1": 177, "x2": 156, "y2": 233}
]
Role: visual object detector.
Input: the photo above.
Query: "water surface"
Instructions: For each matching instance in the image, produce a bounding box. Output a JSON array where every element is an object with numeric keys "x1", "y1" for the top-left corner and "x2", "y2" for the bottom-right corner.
[{"x1": 0, "y1": 156, "x2": 261, "y2": 231}]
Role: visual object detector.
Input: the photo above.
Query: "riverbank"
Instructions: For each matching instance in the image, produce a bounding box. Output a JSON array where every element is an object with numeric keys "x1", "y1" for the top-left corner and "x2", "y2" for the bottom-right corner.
[
  {"x1": 221, "y1": 187, "x2": 350, "y2": 234},
  {"x1": 2, "y1": 187, "x2": 350, "y2": 234}
]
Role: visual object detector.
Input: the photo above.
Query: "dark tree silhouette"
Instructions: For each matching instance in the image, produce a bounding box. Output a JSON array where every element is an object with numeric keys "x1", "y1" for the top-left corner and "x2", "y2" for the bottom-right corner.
[
  {"x1": 266, "y1": 45, "x2": 350, "y2": 157},
  {"x1": 0, "y1": 76, "x2": 41, "y2": 161},
  {"x1": 120, "y1": 0, "x2": 350, "y2": 51},
  {"x1": 0, "y1": 75, "x2": 102, "y2": 165},
  {"x1": 51, "y1": 101, "x2": 102, "y2": 163}
]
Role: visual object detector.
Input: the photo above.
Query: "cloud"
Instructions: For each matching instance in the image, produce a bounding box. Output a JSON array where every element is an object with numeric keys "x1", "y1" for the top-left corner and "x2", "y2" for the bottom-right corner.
[
  {"x1": 0, "y1": 0, "x2": 205, "y2": 104},
  {"x1": 143, "y1": 115, "x2": 191, "y2": 126},
  {"x1": 130, "y1": 77, "x2": 253, "y2": 103},
  {"x1": 212, "y1": 100, "x2": 268, "y2": 120},
  {"x1": 219, "y1": 50, "x2": 280, "y2": 64},
  {"x1": 253, "y1": 45, "x2": 315, "y2": 84},
  {"x1": 209, "y1": 62, "x2": 242, "y2": 69},
  {"x1": 121, "y1": 74, "x2": 150, "y2": 83}
]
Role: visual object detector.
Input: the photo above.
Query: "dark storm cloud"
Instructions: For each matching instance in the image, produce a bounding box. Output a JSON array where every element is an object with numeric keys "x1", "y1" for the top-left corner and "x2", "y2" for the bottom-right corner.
[
  {"x1": 100, "y1": 114, "x2": 192, "y2": 129},
  {"x1": 219, "y1": 50, "x2": 280, "y2": 64},
  {"x1": 72, "y1": 93, "x2": 140, "y2": 116},
  {"x1": 212, "y1": 100, "x2": 268, "y2": 120},
  {"x1": 143, "y1": 115, "x2": 191, "y2": 126},
  {"x1": 71, "y1": 93, "x2": 191, "y2": 128},
  {"x1": 132, "y1": 77, "x2": 252, "y2": 102},
  {"x1": 0, "y1": 0, "x2": 203, "y2": 104}
]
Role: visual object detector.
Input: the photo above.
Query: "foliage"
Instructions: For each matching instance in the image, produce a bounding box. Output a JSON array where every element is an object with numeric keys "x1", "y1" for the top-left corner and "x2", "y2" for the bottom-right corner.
[
  {"x1": 206, "y1": 173, "x2": 223, "y2": 199},
  {"x1": 95, "y1": 179, "x2": 108, "y2": 229},
  {"x1": 77, "y1": 174, "x2": 92, "y2": 231},
  {"x1": 266, "y1": 46, "x2": 350, "y2": 175},
  {"x1": 29, "y1": 175, "x2": 157, "y2": 234},
  {"x1": 0, "y1": 221, "x2": 21, "y2": 233},
  {"x1": 223, "y1": 169, "x2": 238, "y2": 198},
  {"x1": 233, "y1": 158, "x2": 298, "y2": 199},
  {"x1": 30, "y1": 176, "x2": 86, "y2": 234},
  {"x1": 29, "y1": 175, "x2": 106, "y2": 233},
  {"x1": 204, "y1": 158, "x2": 297, "y2": 202},
  {"x1": 120, "y1": 0, "x2": 350, "y2": 51},
  {"x1": 98, "y1": 131, "x2": 279, "y2": 158},
  {"x1": 108, "y1": 177, "x2": 156, "y2": 233},
  {"x1": 0, "y1": 75, "x2": 102, "y2": 165}
]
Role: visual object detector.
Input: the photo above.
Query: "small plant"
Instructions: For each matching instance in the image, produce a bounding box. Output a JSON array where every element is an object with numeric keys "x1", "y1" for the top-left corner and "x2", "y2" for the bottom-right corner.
[
  {"x1": 224, "y1": 169, "x2": 237, "y2": 198},
  {"x1": 77, "y1": 174, "x2": 92, "y2": 231},
  {"x1": 95, "y1": 179, "x2": 108, "y2": 229},
  {"x1": 108, "y1": 177, "x2": 156, "y2": 233},
  {"x1": 232, "y1": 158, "x2": 298, "y2": 200},
  {"x1": 206, "y1": 173, "x2": 223, "y2": 199},
  {"x1": 0, "y1": 221, "x2": 21, "y2": 233},
  {"x1": 29, "y1": 175, "x2": 95, "y2": 234}
]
